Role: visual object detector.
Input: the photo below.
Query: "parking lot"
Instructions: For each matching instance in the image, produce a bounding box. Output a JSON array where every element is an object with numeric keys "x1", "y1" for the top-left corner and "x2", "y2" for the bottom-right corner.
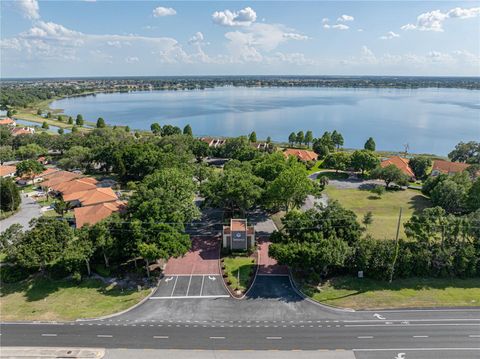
[{"x1": 151, "y1": 274, "x2": 228, "y2": 299}]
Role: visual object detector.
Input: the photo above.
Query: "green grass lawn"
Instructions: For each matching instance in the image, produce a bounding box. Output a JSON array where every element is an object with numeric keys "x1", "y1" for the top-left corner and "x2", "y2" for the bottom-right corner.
[
  {"x1": 324, "y1": 186, "x2": 431, "y2": 239},
  {"x1": 306, "y1": 160, "x2": 324, "y2": 175},
  {"x1": 301, "y1": 276, "x2": 480, "y2": 310},
  {"x1": 36, "y1": 197, "x2": 55, "y2": 207},
  {"x1": 223, "y1": 256, "x2": 255, "y2": 291},
  {"x1": 0, "y1": 278, "x2": 150, "y2": 321}
]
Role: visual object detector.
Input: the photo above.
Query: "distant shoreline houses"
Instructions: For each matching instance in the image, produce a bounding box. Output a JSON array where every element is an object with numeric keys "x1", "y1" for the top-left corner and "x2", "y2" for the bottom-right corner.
[{"x1": 0, "y1": 117, "x2": 36, "y2": 136}]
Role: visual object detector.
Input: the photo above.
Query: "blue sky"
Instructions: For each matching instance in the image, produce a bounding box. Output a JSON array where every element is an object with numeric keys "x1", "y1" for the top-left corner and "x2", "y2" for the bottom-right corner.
[{"x1": 1, "y1": 0, "x2": 479, "y2": 77}]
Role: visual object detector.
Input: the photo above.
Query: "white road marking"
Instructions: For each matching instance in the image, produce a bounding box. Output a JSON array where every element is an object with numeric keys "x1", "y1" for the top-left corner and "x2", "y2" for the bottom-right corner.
[
  {"x1": 41, "y1": 334, "x2": 57, "y2": 337},
  {"x1": 150, "y1": 295, "x2": 230, "y2": 299},
  {"x1": 357, "y1": 336, "x2": 374, "y2": 339},
  {"x1": 413, "y1": 335, "x2": 429, "y2": 338},
  {"x1": 153, "y1": 336, "x2": 169, "y2": 339},
  {"x1": 170, "y1": 276, "x2": 178, "y2": 296},
  {"x1": 186, "y1": 275, "x2": 193, "y2": 296},
  {"x1": 165, "y1": 276, "x2": 174, "y2": 282},
  {"x1": 373, "y1": 313, "x2": 386, "y2": 320},
  {"x1": 394, "y1": 354, "x2": 406, "y2": 359},
  {"x1": 266, "y1": 337, "x2": 282, "y2": 340},
  {"x1": 209, "y1": 336, "x2": 225, "y2": 339},
  {"x1": 469, "y1": 335, "x2": 480, "y2": 338},
  {"x1": 354, "y1": 348, "x2": 480, "y2": 351},
  {"x1": 346, "y1": 323, "x2": 480, "y2": 327},
  {"x1": 200, "y1": 275, "x2": 205, "y2": 296},
  {"x1": 97, "y1": 334, "x2": 113, "y2": 338},
  {"x1": 208, "y1": 275, "x2": 216, "y2": 281}
]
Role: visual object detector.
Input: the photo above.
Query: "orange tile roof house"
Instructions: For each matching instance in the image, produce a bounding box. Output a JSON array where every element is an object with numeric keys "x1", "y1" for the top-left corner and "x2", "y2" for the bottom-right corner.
[
  {"x1": 50, "y1": 177, "x2": 98, "y2": 196},
  {"x1": 11, "y1": 127, "x2": 35, "y2": 136},
  {"x1": 0, "y1": 165, "x2": 17, "y2": 178},
  {"x1": 431, "y1": 160, "x2": 470, "y2": 176},
  {"x1": 0, "y1": 118, "x2": 16, "y2": 127},
  {"x1": 16, "y1": 167, "x2": 60, "y2": 185},
  {"x1": 74, "y1": 200, "x2": 126, "y2": 228},
  {"x1": 283, "y1": 149, "x2": 318, "y2": 162},
  {"x1": 380, "y1": 156, "x2": 415, "y2": 179},
  {"x1": 63, "y1": 187, "x2": 118, "y2": 207},
  {"x1": 41, "y1": 171, "x2": 82, "y2": 189}
]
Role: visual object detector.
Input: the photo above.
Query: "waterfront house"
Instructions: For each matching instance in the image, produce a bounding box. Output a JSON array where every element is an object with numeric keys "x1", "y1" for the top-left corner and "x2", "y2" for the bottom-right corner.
[
  {"x1": 0, "y1": 117, "x2": 16, "y2": 127},
  {"x1": 283, "y1": 148, "x2": 318, "y2": 162},
  {"x1": 380, "y1": 156, "x2": 415, "y2": 180},
  {"x1": 431, "y1": 160, "x2": 470, "y2": 176}
]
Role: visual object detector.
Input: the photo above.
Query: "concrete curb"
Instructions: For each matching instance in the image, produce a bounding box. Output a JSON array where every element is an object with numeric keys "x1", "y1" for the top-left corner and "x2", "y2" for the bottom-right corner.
[
  {"x1": 76, "y1": 283, "x2": 158, "y2": 322},
  {"x1": 288, "y1": 270, "x2": 356, "y2": 313}
]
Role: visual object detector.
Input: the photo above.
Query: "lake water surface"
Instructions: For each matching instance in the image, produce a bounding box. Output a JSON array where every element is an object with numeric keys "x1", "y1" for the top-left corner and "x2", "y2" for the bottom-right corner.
[{"x1": 51, "y1": 87, "x2": 480, "y2": 155}]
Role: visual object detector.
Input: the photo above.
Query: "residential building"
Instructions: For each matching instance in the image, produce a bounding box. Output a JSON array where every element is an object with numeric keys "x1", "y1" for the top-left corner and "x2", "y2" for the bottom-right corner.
[
  {"x1": 16, "y1": 167, "x2": 60, "y2": 185},
  {"x1": 74, "y1": 200, "x2": 126, "y2": 228},
  {"x1": 283, "y1": 148, "x2": 318, "y2": 162},
  {"x1": 50, "y1": 177, "x2": 98, "y2": 196},
  {"x1": 11, "y1": 127, "x2": 35, "y2": 136},
  {"x1": 0, "y1": 165, "x2": 16, "y2": 178},
  {"x1": 63, "y1": 187, "x2": 118, "y2": 207},
  {"x1": 200, "y1": 137, "x2": 226, "y2": 148},
  {"x1": 431, "y1": 160, "x2": 470, "y2": 176},
  {"x1": 380, "y1": 156, "x2": 415, "y2": 180},
  {"x1": 0, "y1": 117, "x2": 16, "y2": 127},
  {"x1": 222, "y1": 219, "x2": 255, "y2": 250},
  {"x1": 40, "y1": 171, "x2": 82, "y2": 191}
]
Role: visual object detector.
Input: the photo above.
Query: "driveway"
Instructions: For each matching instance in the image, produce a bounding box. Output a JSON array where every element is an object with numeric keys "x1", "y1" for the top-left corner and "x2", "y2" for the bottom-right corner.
[{"x1": 0, "y1": 194, "x2": 42, "y2": 233}]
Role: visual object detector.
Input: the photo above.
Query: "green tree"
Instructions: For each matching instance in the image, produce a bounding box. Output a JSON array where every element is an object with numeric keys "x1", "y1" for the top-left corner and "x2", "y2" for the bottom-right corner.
[
  {"x1": 220, "y1": 136, "x2": 256, "y2": 161},
  {"x1": 12, "y1": 218, "x2": 73, "y2": 274},
  {"x1": 16, "y1": 143, "x2": 46, "y2": 160},
  {"x1": 76, "y1": 114, "x2": 84, "y2": 126},
  {"x1": 47, "y1": 112, "x2": 52, "y2": 119},
  {"x1": 58, "y1": 145, "x2": 91, "y2": 171},
  {"x1": 351, "y1": 150, "x2": 380, "y2": 175},
  {"x1": 151, "y1": 123, "x2": 162, "y2": 135},
  {"x1": 0, "y1": 146, "x2": 14, "y2": 164},
  {"x1": 71, "y1": 125, "x2": 79, "y2": 133},
  {"x1": 194, "y1": 162, "x2": 213, "y2": 186},
  {"x1": 201, "y1": 163, "x2": 263, "y2": 216},
  {"x1": 370, "y1": 185, "x2": 385, "y2": 197},
  {"x1": 363, "y1": 211, "x2": 373, "y2": 229},
  {"x1": 96, "y1": 117, "x2": 106, "y2": 128},
  {"x1": 296, "y1": 131, "x2": 304, "y2": 146},
  {"x1": 430, "y1": 178, "x2": 469, "y2": 214},
  {"x1": 265, "y1": 161, "x2": 316, "y2": 212},
  {"x1": 68, "y1": 117, "x2": 74, "y2": 125},
  {"x1": 161, "y1": 125, "x2": 182, "y2": 136},
  {"x1": 467, "y1": 178, "x2": 480, "y2": 212},
  {"x1": 57, "y1": 128, "x2": 64, "y2": 135},
  {"x1": 371, "y1": 164, "x2": 409, "y2": 188},
  {"x1": 36, "y1": 109, "x2": 42, "y2": 116},
  {"x1": 364, "y1": 137, "x2": 376, "y2": 151},
  {"x1": 409, "y1": 156, "x2": 432, "y2": 179},
  {"x1": 288, "y1": 132, "x2": 296, "y2": 147},
  {"x1": 191, "y1": 139, "x2": 210, "y2": 162},
  {"x1": 53, "y1": 198, "x2": 70, "y2": 218},
  {"x1": 448, "y1": 141, "x2": 480, "y2": 164},
  {"x1": 249, "y1": 131, "x2": 257, "y2": 143},
  {"x1": 252, "y1": 152, "x2": 288, "y2": 183},
  {"x1": 183, "y1": 124, "x2": 193, "y2": 136},
  {"x1": 304, "y1": 131, "x2": 313, "y2": 148},
  {"x1": 319, "y1": 131, "x2": 335, "y2": 152},
  {"x1": 331, "y1": 130, "x2": 344, "y2": 150},
  {"x1": 323, "y1": 152, "x2": 351, "y2": 172},
  {"x1": 15, "y1": 159, "x2": 45, "y2": 184},
  {"x1": 0, "y1": 178, "x2": 21, "y2": 212},
  {"x1": 138, "y1": 242, "x2": 161, "y2": 278},
  {"x1": 312, "y1": 140, "x2": 330, "y2": 160},
  {"x1": 41, "y1": 121, "x2": 49, "y2": 129},
  {"x1": 57, "y1": 115, "x2": 64, "y2": 122}
]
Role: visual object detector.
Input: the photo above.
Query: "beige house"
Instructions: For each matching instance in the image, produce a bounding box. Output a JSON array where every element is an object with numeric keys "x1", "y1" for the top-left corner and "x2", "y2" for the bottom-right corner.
[{"x1": 222, "y1": 219, "x2": 255, "y2": 250}]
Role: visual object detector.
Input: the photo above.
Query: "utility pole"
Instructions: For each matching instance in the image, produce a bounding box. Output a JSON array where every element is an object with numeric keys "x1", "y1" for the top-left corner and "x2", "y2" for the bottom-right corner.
[{"x1": 389, "y1": 208, "x2": 402, "y2": 283}]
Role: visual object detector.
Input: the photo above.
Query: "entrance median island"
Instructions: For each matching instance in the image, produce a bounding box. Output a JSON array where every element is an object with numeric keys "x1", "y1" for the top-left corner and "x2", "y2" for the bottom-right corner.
[{"x1": 221, "y1": 255, "x2": 256, "y2": 297}]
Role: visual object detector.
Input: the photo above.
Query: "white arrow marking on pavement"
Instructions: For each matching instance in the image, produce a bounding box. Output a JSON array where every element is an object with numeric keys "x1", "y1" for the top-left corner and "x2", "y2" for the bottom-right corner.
[
  {"x1": 165, "y1": 277, "x2": 174, "y2": 282},
  {"x1": 394, "y1": 353, "x2": 405, "y2": 359},
  {"x1": 208, "y1": 276, "x2": 216, "y2": 281},
  {"x1": 373, "y1": 313, "x2": 386, "y2": 320}
]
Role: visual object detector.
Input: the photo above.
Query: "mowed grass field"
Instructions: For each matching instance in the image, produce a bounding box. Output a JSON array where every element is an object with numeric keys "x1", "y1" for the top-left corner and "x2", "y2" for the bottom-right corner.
[
  {"x1": 324, "y1": 186, "x2": 431, "y2": 239},
  {"x1": 223, "y1": 256, "x2": 255, "y2": 291},
  {"x1": 0, "y1": 278, "x2": 150, "y2": 321},
  {"x1": 303, "y1": 276, "x2": 480, "y2": 309}
]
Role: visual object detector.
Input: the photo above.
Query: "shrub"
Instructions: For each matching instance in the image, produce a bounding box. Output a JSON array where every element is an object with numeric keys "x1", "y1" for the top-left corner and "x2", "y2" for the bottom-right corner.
[{"x1": 0, "y1": 265, "x2": 30, "y2": 283}]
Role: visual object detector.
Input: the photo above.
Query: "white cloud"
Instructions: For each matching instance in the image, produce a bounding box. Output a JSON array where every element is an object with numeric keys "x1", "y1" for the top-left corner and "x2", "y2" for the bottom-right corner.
[
  {"x1": 332, "y1": 24, "x2": 349, "y2": 30},
  {"x1": 323, "y1": 24, "x2": 331, "y2": 29},
  {"x1": 188, "y1": 32, "x2": 205, "y2": 45},
  {"x1": 153, "y1": 7, "x2": 176, "y2": 17},
  {"x1": 337, "y1": 14, "x2": 354, "y2": 22},
  {"x1": 17, "y1": 0, "x2": 40, "y2": 20},
  {"x1": 212, "y1": 7, "x2": 257, "y2": 27},
  {"x1": 125, "y1": 56, "x2": 139, "y2": 64},
  {"x1": 401, "y1": 7, "x2": 480, "y2": 32},
  {"x1": 357, "y1": 29, "x2": 364, "y2": 32},
  {"x1": 380, "y1": 31, "x2": 400, "y2": 40},
  {"x1": 322, "y1": 18, "x2": 329, "y2": 24}
]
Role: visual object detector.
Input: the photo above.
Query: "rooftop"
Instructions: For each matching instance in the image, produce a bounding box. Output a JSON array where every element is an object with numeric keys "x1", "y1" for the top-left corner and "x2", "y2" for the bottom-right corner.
[
  {"x1": 283, "y1": 148, "x2": 318, "y2": 162},
  {"x1": 74, "y1": 200, "x2": 126, "y2": 228},
  {"x1": 63, "y1": 187, "x2": 118, "y2": 206},
  {"x1": 380, "y1": 156, "x2": 415, "y2": 178},
  {"x1": 432, "y1": 160, "x2": 470, "y2": 174}
]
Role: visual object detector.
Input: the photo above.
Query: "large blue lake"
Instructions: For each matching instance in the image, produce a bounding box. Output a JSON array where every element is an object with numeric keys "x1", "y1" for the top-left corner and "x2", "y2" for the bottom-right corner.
[{"x1": 51, "y1": 87, "x2": 480, "y2": 155}]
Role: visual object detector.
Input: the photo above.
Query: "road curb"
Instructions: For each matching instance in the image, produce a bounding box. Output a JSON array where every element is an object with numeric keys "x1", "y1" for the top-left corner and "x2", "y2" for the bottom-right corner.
[
  {"x1": 288, "y1": 270, "x2": 356, "y2": 313},
  {"x1": 76, "y1": 282, "x2": 159, "y2": 322}
]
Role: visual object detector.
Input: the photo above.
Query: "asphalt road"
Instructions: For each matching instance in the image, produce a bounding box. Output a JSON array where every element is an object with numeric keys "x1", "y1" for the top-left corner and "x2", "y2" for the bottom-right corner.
[
  {"x1": 1, "y1": 275, "x2": 479, "y2": 358},
  {"x1": 0, "y1": 194, "x2": 41, "y2": 233}
]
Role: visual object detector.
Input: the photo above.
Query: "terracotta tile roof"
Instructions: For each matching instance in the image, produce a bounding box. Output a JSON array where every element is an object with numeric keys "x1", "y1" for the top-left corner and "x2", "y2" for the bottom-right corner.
[
  {"x1": 51, "y1": 177, "x2": 98, "y2": 196},
  {"x1": 231, "y1": 219, "x2": 247, "y2": 231},
  {"x1": 432, "y1": 160, "x2": 470, "y2": 175},
  {"x1": 63, "y1": 187, "x2": 118, "y2": 206},
  {"x1": 380, "y1": 156, "x2": 415, "y2": 178},
  {"x1": 0, "y1": 165, "x2": 16, "y2": 177},
  {"x1": 11, "y1": 127, "x2": 34, "y2": 136},
  {"x1": 41, "y1": 171, "x2": 82, "y2": 188},
  {"x1": 0, "y1": 118, "x2": 15, "y2": 126},
  {"x1": 74, "y1": 200, "x2": 126, "y2": 228},
  {"x1": 283, "y1": 149, "x2": 318, "y2": 162}
]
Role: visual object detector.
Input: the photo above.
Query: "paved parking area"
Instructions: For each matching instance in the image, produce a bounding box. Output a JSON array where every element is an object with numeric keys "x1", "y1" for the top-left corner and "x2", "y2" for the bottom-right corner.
[
  {"x1": 151, "y1": 274, "x2": 228, "y2": 299},
  {"x1": 257, "y1": 238, "x2": 289, "y2": 275},
  {"x1": 163, "y1": 237, "x2": 220, "y2": 275}
]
